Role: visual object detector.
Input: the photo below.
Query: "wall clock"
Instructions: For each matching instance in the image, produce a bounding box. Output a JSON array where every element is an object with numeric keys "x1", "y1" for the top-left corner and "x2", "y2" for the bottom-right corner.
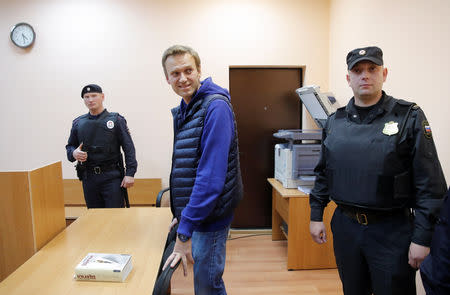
[{"x1": 10, "y1": 22, "x2": 36, "y2": 48}]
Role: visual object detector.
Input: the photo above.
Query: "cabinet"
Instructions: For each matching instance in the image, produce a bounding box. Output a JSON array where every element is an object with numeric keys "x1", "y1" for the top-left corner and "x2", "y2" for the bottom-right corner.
[{"x1": 268, "y1": 178, "x2": 337, "y2": 270}]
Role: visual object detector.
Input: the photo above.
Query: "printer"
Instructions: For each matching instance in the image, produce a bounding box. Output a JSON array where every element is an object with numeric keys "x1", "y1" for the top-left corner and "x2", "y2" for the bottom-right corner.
[{"x1": 273, "y1": 85, "x2": 340, "y2": 188}]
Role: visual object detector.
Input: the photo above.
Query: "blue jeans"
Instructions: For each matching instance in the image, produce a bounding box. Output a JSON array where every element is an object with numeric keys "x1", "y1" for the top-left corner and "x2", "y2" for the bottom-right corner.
[{"x1": 191, "y1": 226, "x2": 229, "y2": 295}]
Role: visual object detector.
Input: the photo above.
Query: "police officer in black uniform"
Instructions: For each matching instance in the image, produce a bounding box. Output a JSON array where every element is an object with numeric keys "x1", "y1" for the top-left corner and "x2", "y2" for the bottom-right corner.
[
  {"x1": 66, "y1": 84, "x2": 137, "y2": 208},
  {"x1": 309, "y1": 46, "x2": 447, "y2": 295}
]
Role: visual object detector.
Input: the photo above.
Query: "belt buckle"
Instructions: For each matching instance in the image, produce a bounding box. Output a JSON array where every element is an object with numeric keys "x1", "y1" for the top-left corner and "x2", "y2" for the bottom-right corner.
[
  {"x1": 94, "y1": 166, "x2": 101, "y2": 174},
  {"x1": 356, "y1": 213, "x2": 368, "y2": 225}
]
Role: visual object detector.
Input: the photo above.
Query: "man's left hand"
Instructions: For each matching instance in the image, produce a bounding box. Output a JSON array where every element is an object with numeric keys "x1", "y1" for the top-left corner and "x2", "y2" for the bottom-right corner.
[
  {"x1": 408, "y1": 242, "x2": 430, "y2": 269},
  {"x1": 162, "y1": 237, "x2": 194, "y2": 277},
  {"x1": 121, "y1": 176, "x2": 134, "y2": 188}
]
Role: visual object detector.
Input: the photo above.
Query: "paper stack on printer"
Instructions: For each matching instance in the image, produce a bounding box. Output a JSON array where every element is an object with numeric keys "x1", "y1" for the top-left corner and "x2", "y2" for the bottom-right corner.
[{"x1": 74, "y1": 253, "x2": 132, "y2": 282}]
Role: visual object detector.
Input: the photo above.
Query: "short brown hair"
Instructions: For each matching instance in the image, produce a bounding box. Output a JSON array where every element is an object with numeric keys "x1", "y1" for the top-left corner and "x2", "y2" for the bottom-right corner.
[{"x1": 162, "y1": 45, "x2": 201, "y2": 77}]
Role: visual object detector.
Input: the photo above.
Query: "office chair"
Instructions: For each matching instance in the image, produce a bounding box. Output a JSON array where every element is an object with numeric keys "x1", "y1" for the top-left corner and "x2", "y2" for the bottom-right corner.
[
  {"x1": 156, "y1": 187, "x2": 170, "y2": 207},
  {"x1": 153, "y1": 188, "x2": 179, "y2": 295},
  {"x1": 153, "y1": 223, "x2": 180, "y2": 295}
]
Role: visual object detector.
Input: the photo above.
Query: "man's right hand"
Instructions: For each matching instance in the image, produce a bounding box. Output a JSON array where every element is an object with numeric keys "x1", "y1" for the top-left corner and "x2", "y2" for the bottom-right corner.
[
  {"x1": 310, "y1": 221, "x2": 327, "y2": 244},
  {"x1": 162, "y1": 237, "x2": 194, "y2": 277},
  {"x1": 73, "y1": 143, "x2": 87, "y2": 162}
]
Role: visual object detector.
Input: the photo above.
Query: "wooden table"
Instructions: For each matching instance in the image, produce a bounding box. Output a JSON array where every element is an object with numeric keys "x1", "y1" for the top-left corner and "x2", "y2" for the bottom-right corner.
[
  {"x1": 0, "y1": 208, "x2": 172, "y2": 295},
  {"x1": 268, "y1": 178, "x2": 337, "y2": 270}
]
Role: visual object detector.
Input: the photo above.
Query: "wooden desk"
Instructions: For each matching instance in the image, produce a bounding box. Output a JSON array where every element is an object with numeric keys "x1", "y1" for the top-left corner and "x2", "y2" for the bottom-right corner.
[
  {"x1": 0, "y1": 208, "x2": 172, "y2": 294},
  {"x1": 268, "y1": 178, "x2": 337, "y2": 270}
]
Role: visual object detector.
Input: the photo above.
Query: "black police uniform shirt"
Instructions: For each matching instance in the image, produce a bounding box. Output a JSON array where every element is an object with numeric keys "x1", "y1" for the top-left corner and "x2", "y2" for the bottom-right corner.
[
  {"x1": 65, "y1": 109, "x2": 137, "y2": 177},
  {"x1": 310, "y1": 92, "x2": 447, "y2": 246}
]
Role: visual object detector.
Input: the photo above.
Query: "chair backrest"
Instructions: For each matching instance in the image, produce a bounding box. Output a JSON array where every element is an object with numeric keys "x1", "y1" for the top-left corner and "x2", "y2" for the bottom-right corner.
[{"x1": 156, "y1": 187, "x2": 170, "y2": 207}]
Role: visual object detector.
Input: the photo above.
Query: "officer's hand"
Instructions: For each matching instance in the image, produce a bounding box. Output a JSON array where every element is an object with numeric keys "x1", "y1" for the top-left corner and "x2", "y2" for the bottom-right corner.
[
  {"x1": 310, "y1": 221, "x2": 327, "y2": 244},
  {"x1": 121, "y1": 176, "x2": 134, "y2": 188},
  {"x1": 73, "y1": 143, "x2": 87, "y2": 162},
  {"x1": 169, "y1": 218, "x2": 178, "y2": 232},
  {"x1": 162, "y1": 237, "x2": 194, "y2": 277},
  {"x1": 408, "y1": 242, "x2": 430, "y2": 269}
]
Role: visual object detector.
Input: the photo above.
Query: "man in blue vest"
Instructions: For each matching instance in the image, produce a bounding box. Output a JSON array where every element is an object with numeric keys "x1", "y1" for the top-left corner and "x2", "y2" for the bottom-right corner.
[
  {"x1": 309, "y1": 46, "x2": 447, "y2": 294},
  {"x1": 161, "y1": 45, "x2": 243, "y2": 295},
  {"x1": 66, "y1": 84, "x2": 137, "y2": 208}
]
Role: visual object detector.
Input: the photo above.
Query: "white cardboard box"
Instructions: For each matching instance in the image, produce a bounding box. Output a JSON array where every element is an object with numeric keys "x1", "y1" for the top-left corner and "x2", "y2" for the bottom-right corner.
[{"x1": 74, "y1": 253, "x2": 132, "y2": 282}]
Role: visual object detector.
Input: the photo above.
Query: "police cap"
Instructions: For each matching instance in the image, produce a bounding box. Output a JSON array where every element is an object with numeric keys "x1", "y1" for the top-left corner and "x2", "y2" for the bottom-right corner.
[
  {"x1": 346, "y1": 46, "x2": 383, "y2": 70},
  {"x1": 81, "y1": 84, "x2": 103, "y2": 98}
]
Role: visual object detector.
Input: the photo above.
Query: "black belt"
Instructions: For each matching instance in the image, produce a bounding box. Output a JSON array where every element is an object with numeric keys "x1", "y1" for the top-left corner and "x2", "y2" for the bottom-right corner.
[
  {"x1": 339, "y1": 205, "x2": 410, "y2": 225},
  {"x1": 85, "y1": 163, "x2": 119, "y2": 175}
]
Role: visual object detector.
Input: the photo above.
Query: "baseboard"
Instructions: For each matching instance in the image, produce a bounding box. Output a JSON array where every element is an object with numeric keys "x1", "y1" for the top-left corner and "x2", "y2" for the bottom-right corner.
[{"x1": 229, "y1": 228, "x2": 272, "y2": 235}]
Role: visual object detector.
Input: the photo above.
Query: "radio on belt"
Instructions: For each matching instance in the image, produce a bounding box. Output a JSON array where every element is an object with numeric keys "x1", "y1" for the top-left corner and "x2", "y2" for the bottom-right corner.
[{"x1": 273, "y1": 85, "x2": 340, "y2": 188}]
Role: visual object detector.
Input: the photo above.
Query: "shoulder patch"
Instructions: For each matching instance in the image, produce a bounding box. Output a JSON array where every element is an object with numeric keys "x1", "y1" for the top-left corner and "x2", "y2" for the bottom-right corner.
[
  {"x1": 422, "y1": 120, "x2": 432, "y2": 139},
  {"x1": 412, "y1": 104, "x2": 420, "y2": 110}
]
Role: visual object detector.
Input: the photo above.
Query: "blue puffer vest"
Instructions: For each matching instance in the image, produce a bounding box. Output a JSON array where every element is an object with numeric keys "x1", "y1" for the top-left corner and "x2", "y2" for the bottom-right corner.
[{"x1": 169, "y1": 94, "x2": 243, "y2": 222}]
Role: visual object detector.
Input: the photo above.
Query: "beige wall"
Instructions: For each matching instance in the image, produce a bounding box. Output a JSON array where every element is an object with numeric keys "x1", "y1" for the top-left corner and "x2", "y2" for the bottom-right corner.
[
  {"x1": 0, "y1": 0, "x2": 330, "y2": 185},
  {"x1": 329, "y1": 0, "x2": 450, "y2": 180},
  {"x1": 2, "y1": 0, "x2": 447, "y2": 185}
]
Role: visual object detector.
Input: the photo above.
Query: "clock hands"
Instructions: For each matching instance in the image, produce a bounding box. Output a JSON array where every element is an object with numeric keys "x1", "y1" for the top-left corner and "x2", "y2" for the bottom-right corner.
[{"x1": 22, "y1": 33, "x2": 28, "y2": 42}]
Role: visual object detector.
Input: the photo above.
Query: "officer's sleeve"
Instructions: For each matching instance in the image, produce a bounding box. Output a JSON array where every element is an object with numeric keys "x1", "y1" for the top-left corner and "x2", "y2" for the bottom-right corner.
[
  {"x1": 116, "y1": 115, "x2": 137, "y2": 177},
  {"x1": 409, "y1": 108, "x2": 447, "y2": 246},
  {"x1": 65, "y1": 120, "x2": 79, "y2": 162},
  {"x1": 310, "y1": 119, "x2": 331, "y2": 222}
]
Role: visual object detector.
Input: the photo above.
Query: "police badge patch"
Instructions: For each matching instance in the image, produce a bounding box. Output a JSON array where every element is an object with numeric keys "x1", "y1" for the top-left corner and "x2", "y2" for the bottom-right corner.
[
  {"x1": 422, "y1": 120, "x2": 432, "y2": 139},
  {"x1": 106, "y1": 120, "x2": 114, "y2": 129},
  {"x1": 382, "y1": 121, "x2": 399, "y2": 136}
]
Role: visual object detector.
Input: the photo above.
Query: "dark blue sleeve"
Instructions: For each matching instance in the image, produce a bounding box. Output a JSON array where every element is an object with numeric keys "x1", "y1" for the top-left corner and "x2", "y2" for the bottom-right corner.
[
  {"x1": 65, "y1": 120, "x2": 79, "y2": 162},
  {"x1": 409, "y1": 108, "x2": 447, "y2": 246},
  {"x1": 310, "y1": 118, "x2": 331, "y2": 221},
  {"x1": 178, "y1": 100, "x2": 235, "y2": 237},
  {"x1": 116, "y1": 115, "x2": 138, "y2": 177}
]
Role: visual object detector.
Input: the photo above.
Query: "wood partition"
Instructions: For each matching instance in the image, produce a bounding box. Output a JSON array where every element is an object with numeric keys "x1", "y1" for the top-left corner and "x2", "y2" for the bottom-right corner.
[
  {"x1": 63, "y1": 178, "x2": 162, "y2": 206},
  {"x1": 0, "y1": 161, "x2": 66, "y2": 282}
]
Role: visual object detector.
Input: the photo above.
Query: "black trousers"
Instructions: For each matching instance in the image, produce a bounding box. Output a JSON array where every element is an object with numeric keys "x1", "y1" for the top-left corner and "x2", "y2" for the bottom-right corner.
[
  {"x1": 331, "y1": 207, "x2": 416, "y2": 295},
  {"x1": 81, "y1": 169, "x2": 124, "y2": 208}
]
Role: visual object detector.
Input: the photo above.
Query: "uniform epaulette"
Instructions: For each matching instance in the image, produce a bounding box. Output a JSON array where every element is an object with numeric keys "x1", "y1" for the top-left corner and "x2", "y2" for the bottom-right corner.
[
  {"x1": 334, "y1": 107, "x2": 347, "y2": 119},
  {"x1": 396, "y1": 99, "x2": 414, "y2": 106},
  {"x1": 73, "y1": 113, "x2": 88, "y2": 123}
]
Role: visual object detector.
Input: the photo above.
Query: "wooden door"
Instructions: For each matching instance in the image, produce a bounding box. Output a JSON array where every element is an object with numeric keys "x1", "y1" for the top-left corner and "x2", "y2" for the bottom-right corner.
[{"x1": 230, "y1": 67, "x2": 304, "y2": 228}]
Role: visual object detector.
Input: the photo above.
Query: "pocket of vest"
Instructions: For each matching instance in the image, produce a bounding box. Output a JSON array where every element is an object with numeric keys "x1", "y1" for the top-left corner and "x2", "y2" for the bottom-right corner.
[
  {"x1": 88, "y1": 145, "x2": 105, "y2": 153},
  {"x1": 393, "y1": 170, "x2": 411, "y2": 199}
]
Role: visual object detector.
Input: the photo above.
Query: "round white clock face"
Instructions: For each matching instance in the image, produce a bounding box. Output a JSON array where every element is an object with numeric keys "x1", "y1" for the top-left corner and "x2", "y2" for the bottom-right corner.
[{"x1": 10, "y1": 23, "x2": 35, "y2": 48}]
